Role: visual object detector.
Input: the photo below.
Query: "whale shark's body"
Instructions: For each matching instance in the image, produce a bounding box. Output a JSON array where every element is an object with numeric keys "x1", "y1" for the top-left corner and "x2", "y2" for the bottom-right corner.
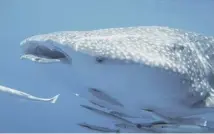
[{"x1": 20, "y1": 26, "x2": 214, "y2": 117}]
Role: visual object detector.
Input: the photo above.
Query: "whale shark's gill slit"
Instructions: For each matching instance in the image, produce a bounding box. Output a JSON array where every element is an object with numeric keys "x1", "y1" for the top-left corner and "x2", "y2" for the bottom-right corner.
[{"x1": 22, "y1": 42, "x2": 71, "y2": 64}]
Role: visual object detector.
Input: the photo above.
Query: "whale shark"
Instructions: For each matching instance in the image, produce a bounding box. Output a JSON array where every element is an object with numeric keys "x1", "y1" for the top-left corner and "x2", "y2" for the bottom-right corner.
[{"x1": 19, "y1": 26, "x2": 214, "y2": 117}]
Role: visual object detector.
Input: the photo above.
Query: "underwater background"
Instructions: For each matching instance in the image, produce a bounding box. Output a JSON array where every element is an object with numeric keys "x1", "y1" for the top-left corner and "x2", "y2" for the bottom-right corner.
[{"x1": 0, "y1": 0, "x2": 214, "y2": 132}]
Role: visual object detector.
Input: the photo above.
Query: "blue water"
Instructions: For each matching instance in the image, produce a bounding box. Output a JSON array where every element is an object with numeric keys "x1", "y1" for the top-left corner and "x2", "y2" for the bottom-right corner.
[{"x1": 0, "y1": 0, "x2": 214, "y2": 132}]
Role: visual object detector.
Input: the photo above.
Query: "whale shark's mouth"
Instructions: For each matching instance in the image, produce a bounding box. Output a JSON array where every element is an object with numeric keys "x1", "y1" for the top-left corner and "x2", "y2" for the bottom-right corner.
[{"x1": 20, "y1": 40, "x2": 71, "y2": 64}]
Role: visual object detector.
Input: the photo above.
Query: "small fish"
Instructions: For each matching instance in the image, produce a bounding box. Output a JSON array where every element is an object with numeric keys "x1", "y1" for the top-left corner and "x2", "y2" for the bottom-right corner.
[
  {"x1": 0, "y1": 85, "x2": 60, "y2": 103},
  {"x1": 115, "y1": 123, "x2": 136, "y2": 129},
  {"x1": 89, "y1": 100, "x2": 106, "y2": 108},
  {"x1": 141, "y1": 108, "x2": 171, "y2": 121},
  {"x1": 80, "y1": 104, "x2": 161, "y2": 132},
  {"x1": 150, "y1": 123, "x2": 213, "y2": 133},
  {"x1": 80, "y1": 104, "x2": 133, "y2": 125},
  {"x1": 78, "y1": 122, "x2": 120, "y2": 133},
  {"x1": 109, "y1": 111, "x2": 140, "y2": 118},
  {"x1": 135, "y1": 118, "x2": 212, "y2": 133},
  {"x1": 115, "y1": 122, "x2": 160, "y2": 133},
  {"x1": 88, "y1": 88, "x2": 124, "y2": 107},
  {"x1": 141, "y1": 108, "x2": 207, "y2": 126},
  {"x1": 74, "y1": 91, "x2": 145, "y2": 120},
  {"x1": 137, "y1": 121, "x2": 169, "y2": 128}
]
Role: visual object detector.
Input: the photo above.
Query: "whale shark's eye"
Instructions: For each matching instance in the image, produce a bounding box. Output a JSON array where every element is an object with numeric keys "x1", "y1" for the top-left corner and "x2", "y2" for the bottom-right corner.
[{"x1": 96, "y1": 57, "x2": 105, "y2": 63}]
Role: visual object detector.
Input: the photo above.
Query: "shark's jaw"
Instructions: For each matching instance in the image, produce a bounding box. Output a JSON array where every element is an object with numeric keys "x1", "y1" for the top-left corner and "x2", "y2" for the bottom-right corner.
[{"x1": 20, "y1": 39, "x2": 72, "y2": 64}]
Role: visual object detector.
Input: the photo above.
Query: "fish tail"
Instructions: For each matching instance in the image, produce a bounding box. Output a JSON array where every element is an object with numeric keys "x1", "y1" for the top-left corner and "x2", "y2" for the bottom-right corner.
[{"x1": 50, "y1": 94, "x2": 60, "y2": 103}]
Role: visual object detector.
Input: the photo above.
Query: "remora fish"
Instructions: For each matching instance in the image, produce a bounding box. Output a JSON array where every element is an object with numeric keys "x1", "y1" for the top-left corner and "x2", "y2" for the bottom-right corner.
[
  {"x1": 80, "y1": 104, "x2": 159, "y2": 132},
  {"x1": 88, "y1": 88, "x2": 124, "y2": 107},
  {"x1": 0, "y1": 85, "x2": 60, "y2": 103},
  {"x1": 19, "y1": 26, "x2": 214, "y2": 114},
  {"x1": 134, "y1": 119, "x2": 214, "y2": 133},
  {"x1": 141, "y1": 108, "x2": 208, "y2": 126},
  {"x1": 73, "y1": 91, "x2": 145, "y2": 119},
  {"x1": 150, "y1": 123, "x2": 213, "y2": 133},
  {"x1": 78, "y1": 122, "x2": 120, "y2": 133},
  {"x1": 80, "y1": 104, "x2": 133, "y2": 125},
  {"x1": 115, "y1": 123, "x2": 159, "y2": 133}
]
